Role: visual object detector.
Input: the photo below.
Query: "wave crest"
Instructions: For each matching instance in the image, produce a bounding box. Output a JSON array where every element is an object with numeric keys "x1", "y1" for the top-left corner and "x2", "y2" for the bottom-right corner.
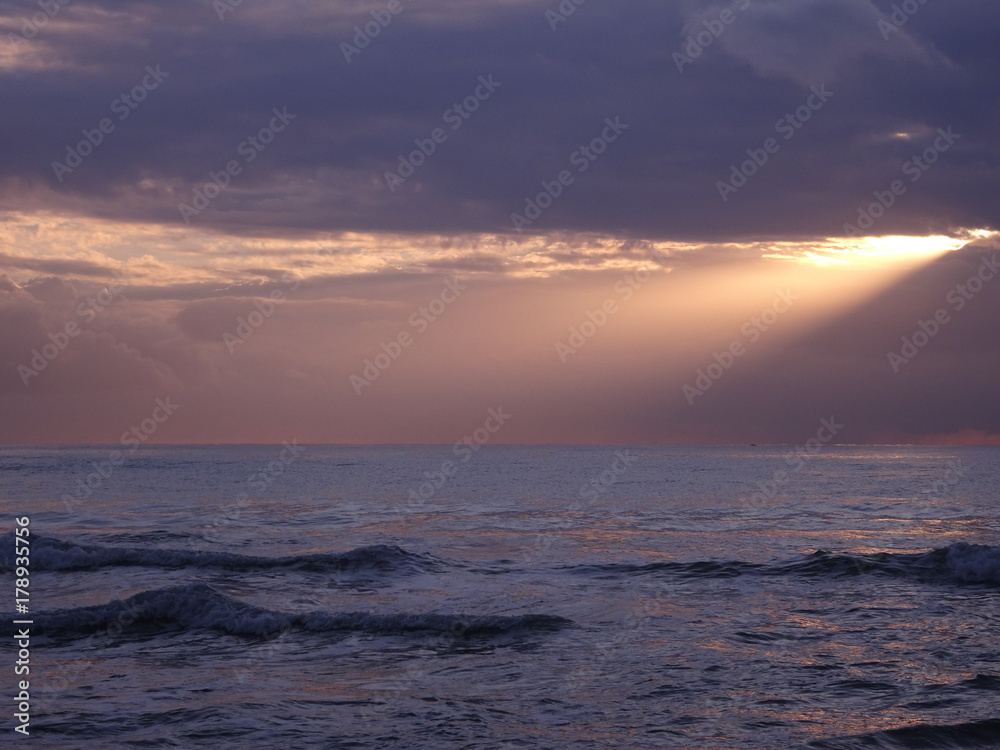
[
  {"x1": 571, "y1": 543, "x2": 1000, "y2": 586},
  {"x1": 29, "y1": 583, "x2": 573, "y2": 640},
  {"x1": 0, "y1": 532, "x2": 439, "y2": 576}
]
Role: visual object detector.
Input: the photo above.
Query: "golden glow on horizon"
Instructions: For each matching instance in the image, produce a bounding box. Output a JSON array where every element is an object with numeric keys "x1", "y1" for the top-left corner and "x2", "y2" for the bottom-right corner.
[
  {"x1": 838, "y1": 235, "x2": 969, "y2": 260},
  {"x1": 0, "y1": 211, "x2": 994, "y2": 287},
  {"x1": 763, "y1": 235, "x2": 978, "y2": 267}
]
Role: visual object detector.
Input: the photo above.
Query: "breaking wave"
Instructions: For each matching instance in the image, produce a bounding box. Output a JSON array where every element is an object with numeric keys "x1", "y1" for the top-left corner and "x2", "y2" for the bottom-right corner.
[
  {"x1": 28, "y1": 582, "x2": 573, "y2": 640},
  {"x1": 1, "y1": 532, "x2": 441, "y2": 576},
  {"x1": 571, "y1": 543, "x2": 1000, "y2": 586}
]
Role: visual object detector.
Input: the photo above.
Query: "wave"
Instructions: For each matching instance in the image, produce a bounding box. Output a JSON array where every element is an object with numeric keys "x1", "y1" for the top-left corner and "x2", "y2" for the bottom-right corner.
[
  {"x1": 807, "y1": 717, "x2": 1000, "y2": 749},
  {"x1": 572, "y1": 543, "x2": 1000, "y2": 586},
  {"x1": 4, "y1": 534, "x2": 997, "y2": 586},
  {"x1": 26, "y1": 583, "x2": 573, "y2": 640},
  {"x1": 0, "y1": 532, "x2": 440, "y2": 576}
]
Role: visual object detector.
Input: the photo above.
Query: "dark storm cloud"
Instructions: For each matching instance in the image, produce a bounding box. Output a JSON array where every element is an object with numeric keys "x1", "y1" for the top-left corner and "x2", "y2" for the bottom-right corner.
[{"x1": 1, "y1": 0, "x2": 997, "y2": 239}]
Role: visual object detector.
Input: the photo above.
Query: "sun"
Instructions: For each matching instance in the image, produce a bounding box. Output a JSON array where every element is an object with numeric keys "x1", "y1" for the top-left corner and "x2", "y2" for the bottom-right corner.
[{"x1": 799, "y1": 233, "x2": 997, "y2": 267}]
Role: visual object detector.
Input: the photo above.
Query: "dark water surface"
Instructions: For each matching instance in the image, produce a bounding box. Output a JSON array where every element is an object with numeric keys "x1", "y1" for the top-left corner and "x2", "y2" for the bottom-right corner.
[{"x1": 2, "y1": 445, "x2": 998, "y2": 749}]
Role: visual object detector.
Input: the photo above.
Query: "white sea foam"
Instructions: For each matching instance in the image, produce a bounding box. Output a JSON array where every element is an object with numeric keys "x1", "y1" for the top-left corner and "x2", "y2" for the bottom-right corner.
[{"x1": 943, "y1": 542, "x2": 1000, "y2": 584}]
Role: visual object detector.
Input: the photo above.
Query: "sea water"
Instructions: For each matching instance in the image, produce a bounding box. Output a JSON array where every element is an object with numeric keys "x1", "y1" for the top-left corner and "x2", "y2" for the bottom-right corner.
[{"x1": 2, "y1": 445, "x2": 998, "y2": 749}]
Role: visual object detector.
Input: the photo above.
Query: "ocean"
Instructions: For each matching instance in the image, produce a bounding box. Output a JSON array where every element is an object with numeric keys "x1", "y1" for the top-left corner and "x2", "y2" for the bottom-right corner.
[{"x1": 2, "y1": 444, "x2": 999, "y2": 749}]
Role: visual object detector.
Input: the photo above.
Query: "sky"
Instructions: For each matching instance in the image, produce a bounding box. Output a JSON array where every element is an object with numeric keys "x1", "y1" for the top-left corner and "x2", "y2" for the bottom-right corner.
[{"x1": 0, "y1": 0, "x2": 998, "y2": 444}]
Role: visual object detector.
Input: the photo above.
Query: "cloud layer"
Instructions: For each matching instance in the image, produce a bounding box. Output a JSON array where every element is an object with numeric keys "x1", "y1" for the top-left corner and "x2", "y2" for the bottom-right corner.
[
  {"x1": 1, "y1": 0, "x2": 997, "y2": 239},
  {"x1": 1, "y1": 1, "x2": 998, "y2": 444},
  {"x1": 2, "y1": 238, "x2": 997, "y2": 444}
]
